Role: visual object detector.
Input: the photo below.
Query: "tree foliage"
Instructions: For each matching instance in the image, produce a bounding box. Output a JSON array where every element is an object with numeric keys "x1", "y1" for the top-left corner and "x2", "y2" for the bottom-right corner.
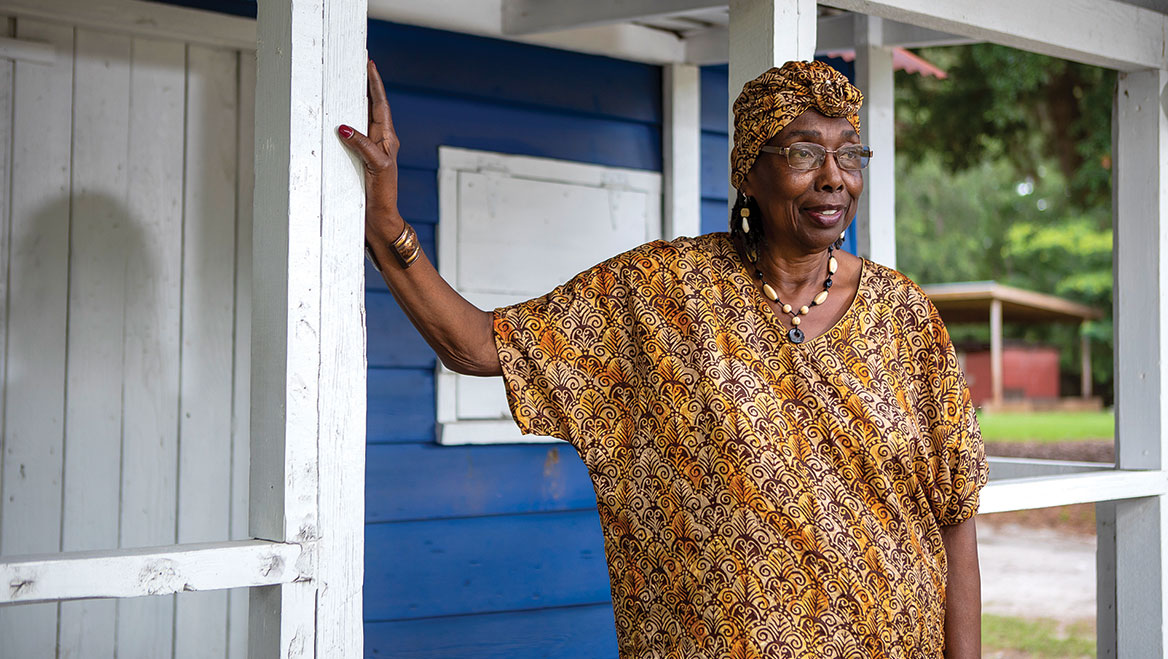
[{"x1": 892, "y1": 45, "x2": 1115, "y2": 400}]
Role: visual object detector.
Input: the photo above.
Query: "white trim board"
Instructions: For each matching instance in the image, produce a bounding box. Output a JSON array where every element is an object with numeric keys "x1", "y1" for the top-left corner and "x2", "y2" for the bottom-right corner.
[
  {"x1": 979, "y1": 470, "x2": 1168, "y2": 515},
  {"x1": 436, "y1": 146, "x2": 662, "y2": 445},
  {"x1": 0, "y1": 0, "x2": 256, "y2": 50},
  {"x1": 0, "y1": 540, "x2": 304, "y2": 606}
]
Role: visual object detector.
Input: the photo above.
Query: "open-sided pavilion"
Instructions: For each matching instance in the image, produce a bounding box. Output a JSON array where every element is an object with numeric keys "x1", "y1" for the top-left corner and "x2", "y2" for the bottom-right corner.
[{"x1": 0, "y1": 0, "x2": 1165, "y2": 657}]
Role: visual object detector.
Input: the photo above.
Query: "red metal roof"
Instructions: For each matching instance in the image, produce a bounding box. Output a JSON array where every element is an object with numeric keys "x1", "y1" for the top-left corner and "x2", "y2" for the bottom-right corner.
[{"x1": 824, "y1": 47, "x2": 948, "y2": 79}]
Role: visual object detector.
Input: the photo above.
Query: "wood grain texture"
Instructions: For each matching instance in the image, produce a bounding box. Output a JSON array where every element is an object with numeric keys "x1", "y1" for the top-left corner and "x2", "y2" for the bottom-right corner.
[
  {"x1": 115, "y1": 34, "x2": 186, "y2": 659},
  {"x1": 365, "y1": 603, "x2": 619, "y2": 658},
  {"x1": 819, "y1": 0, "x2": 1166, "y2": 71},
  {"x1": 1, "y1": 539, "x2": 304, "y2": 605},
  {"x1": 367, "y1": 368, "x2": 436, "y2": 443},
  {"x1": 365, "y1": 443, "x2": 596, "y2": 522},
  {"x1": 0, "y1": 17, "x2": 72, "y2": 659},
  {"x1": 174, "y1": 43, "x2": 239, "y2": 659},
  {"x1": 368, "y1": 19, "x2": 661, "y2": 125},
  {"x1": 364, "y1": 510, "x2": 609, "y2": 621},
  {"x1": 227, "y1": 46, "x2": 256, "y2": 659},
  {"x1": 58, "y1": 27, "x2": 132, "y2": 658},
  {"x1": 315, "y1": 0, "x2": 368, "y2": 654}
]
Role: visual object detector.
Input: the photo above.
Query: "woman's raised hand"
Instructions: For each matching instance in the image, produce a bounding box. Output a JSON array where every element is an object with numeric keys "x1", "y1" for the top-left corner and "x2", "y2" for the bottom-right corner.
[
  {"x1": 335, "y1": 59, "x2": 502, "y2": 377},
  {"x1": 338, "y1": 59, "x2": 402, "y2": 242}
]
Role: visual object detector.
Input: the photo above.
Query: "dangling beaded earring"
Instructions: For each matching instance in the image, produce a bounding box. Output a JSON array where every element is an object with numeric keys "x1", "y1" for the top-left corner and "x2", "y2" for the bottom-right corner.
[
  {"x1": 740, "y1": 200, "x2": 751, "y2": 235},
  {"x1": 833, "y1": 231, "x2": 845, "y2": 250}
]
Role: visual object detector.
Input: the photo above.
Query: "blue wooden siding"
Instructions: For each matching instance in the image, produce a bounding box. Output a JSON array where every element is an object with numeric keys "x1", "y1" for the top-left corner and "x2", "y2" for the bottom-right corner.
[
  {"x1": 700, "y1": 62, "x2": 860, "y2": 253},
  {"x1": 361, "y1": 20, "x2": 663, "y2": 658}
]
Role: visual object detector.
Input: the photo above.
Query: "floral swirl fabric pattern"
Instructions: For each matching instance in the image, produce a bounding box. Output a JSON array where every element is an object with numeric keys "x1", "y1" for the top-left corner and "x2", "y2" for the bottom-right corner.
[{"x1": 493, "y1": 233, "x2": 988, "y2": 659}]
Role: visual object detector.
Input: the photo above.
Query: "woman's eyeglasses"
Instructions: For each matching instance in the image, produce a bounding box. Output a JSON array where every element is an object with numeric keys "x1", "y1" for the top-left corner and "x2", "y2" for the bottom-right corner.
[{"x1": 758, "y1": 143, "x2": 873, "y2": 171}]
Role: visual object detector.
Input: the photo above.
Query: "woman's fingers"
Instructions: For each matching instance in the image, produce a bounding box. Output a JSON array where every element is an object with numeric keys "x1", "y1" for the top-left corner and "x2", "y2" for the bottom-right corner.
[
  {"x1": 367, "y1": 60, "x2": 395, "y2": 144},
  {"x1": 337, "y1": 125, "x2": 391, "y2": 173}
]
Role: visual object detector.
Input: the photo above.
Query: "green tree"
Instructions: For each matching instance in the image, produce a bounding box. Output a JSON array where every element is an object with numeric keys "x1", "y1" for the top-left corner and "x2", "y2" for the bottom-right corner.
[{"x1": 893, "y1": 46, "x2": 1115, "y2": 400}]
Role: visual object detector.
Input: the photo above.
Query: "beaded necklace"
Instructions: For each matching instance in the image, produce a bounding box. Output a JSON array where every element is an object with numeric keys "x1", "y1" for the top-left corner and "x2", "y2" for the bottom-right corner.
[{"x1": 753, "y1": 247, "x2": 836, "y2": 344}]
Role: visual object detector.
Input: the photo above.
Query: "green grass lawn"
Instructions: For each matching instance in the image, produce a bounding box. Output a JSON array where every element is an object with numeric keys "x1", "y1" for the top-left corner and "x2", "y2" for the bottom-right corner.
[
  {"x1": 983, "y1": 614, "x2": 1095, "y2": 657},
  {"x1": 975, "y1": 410, "x2": 1114, "y2": 443}
]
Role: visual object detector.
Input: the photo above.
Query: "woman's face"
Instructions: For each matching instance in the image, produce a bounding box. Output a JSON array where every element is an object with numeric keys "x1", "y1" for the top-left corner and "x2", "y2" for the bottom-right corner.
[{"x1": 741, "y1": 109, "x2": 864, "y2": 255}]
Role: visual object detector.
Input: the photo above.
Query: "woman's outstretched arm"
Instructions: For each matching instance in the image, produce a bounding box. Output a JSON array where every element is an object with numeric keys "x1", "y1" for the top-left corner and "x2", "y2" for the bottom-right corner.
[
  {"x1": 339, "y1": 60, "x2": 501, "y2": 377},
  {"x1": 941, "y1": 516, "x2": 981, "y2": 658}
]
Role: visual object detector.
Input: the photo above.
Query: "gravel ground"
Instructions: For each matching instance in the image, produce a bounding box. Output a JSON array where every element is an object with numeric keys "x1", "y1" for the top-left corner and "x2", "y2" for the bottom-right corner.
[
  {"x1": 978, "y1": 522, "x2": 1097, "y2": 623},
  {"x1": 976, "y1": 439, "x2": 1109, "y2": 627}
]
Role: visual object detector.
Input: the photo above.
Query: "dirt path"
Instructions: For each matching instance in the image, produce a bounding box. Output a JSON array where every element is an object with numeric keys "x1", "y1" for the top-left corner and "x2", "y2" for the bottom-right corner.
[{"x1": 977, "y1": 521, "x2": 1096, "y2": 623}]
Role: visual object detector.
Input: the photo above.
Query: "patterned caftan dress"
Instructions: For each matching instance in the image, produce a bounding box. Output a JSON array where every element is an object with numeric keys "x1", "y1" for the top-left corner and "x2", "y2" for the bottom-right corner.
[{"x1": 493, "y1": 232, "x2": 988, "y2": 659}]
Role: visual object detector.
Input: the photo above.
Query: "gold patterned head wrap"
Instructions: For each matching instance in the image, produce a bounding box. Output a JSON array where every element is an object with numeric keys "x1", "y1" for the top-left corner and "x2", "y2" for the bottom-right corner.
[{"x1": 730, "y1": 60, "x2": 864, "y2": 190}]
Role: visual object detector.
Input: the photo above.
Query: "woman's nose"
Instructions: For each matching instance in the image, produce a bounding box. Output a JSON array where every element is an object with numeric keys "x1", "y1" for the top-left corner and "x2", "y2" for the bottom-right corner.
[{"x1": 815, "y1": 154, "x2": 845, "y2": 192}]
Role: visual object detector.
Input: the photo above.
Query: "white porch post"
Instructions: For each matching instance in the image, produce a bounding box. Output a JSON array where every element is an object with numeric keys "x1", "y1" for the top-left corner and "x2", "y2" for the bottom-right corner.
[
  {"x1": 853, "y1": 15, "x2": 896, "y2": 267},
  {"x1": 663, "y1": 62, "x2": 702, "y2": 239},
  {"x1": 1103, "y1": 67, "x2": 1168, "y2": 657},
  {"x1": 728, "y1": 0, "x2": 817, "y2": 201},
  {"x1": 249, "y1": 0, "x2": 368, "y2": 657}
]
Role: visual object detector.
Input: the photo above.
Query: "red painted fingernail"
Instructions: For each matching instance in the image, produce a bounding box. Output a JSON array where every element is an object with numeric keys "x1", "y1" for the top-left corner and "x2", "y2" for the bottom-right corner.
[{"x1": 338, "y1": 125, "x2": 354, "y2": 139}]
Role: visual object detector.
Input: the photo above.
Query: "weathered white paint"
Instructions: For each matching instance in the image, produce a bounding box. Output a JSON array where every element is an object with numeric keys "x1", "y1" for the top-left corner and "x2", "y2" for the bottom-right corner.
[
  {"x1": 987, "y1": 457, "x2": 1109, "y2": 481},
  {"x1": 728, "y1": 0, "x2": 816, "y2": 100},
  {"x1": 820, "y1": 0, "x2": 1167, "y2": 71},
  {"x1": 2, "y1": 541, "x2": 304, "y2": 605},
  {"x1": 664, "y1": 63, "x2": 702, "y2": 239},
  {"x1": 686, "y1": 13, "x2": 973, "y2": 65},
  {"x1": 228, "y1": 49, "x2": 257, "y2": 659},
  {"x1": 174, "y1": 43, "x2": 241, "y2": 659},
  {"x1": 502, "y1": 0, "x2": 721, "y2": 34},
  {"x1": 0, "y1": 34, "x2": 52, "y2": 63},
  {"x1": 0, "y1": 19, "x2": 72, "y2": 658},
  {"x1": 250, "y1": 0, "x2": 368, "y2": 654},
  {"x1": 116, "y1": 35, "x2": 186, "y2": 659},
  {"x1": 436, "y1": 147, "x2": 661, "y2": 445},
  {"x1": 853, "y1": 15, "x2": 896, "y2": 267},
  {"x1": 314, "y1": 0, "x2": 368, "y2": 655},
  {"x1": 0, "y1": 0, "x2": 256, "y2": 51},
  {"x1": 0, "y1": 18, "x2": 13, "y2": 558},
  {"x1": 979, "y1": 470, "x2": 1168, "y2": 515},
  {"x1": 1107, "y1": 66, "x2": 1168, "y2": 657},
  {"x1": 57, "y1": 27, "x2": 132, "y2": 658}
]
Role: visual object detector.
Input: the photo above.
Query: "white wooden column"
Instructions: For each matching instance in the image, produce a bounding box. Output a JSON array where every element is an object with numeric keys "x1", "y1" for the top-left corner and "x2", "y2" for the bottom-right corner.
[
  {"x1": 728, "y1": 0, "x2": 817, "y2": 200},
  {"x1": 853, "y1": 14, "x2": 896, "y2": 267},
  {"x1": 663, "y1": 62, "x2": 701, "y2": 239},
  {"x1": 1103, "y1": 66, "x2": 1168, "y2": 658},
  {"x1": 728, "y1": 0, "x2": 817, "y2": 97},
  {"x1": 249, "y1": 0, "x2": 367, "y2": 657}
]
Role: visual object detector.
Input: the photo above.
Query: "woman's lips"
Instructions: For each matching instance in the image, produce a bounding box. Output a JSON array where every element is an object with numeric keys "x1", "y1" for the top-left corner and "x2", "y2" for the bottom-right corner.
[{"x1": 803, "y1": 205, "x2": 845, "y2": 227}]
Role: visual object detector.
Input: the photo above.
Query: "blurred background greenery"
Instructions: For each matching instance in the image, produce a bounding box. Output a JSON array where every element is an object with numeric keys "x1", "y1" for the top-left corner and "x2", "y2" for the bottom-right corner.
[{"x1": 894, "y1": 44, "x2": 1114, "y2": 404}]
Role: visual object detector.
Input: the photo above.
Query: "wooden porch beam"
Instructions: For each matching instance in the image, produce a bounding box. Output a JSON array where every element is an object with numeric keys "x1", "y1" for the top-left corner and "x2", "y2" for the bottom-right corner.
[
  {"x1": 0, "y1": 541, "x2": 304, "y2": 606},
  {"x1": 979, "y1": 470, "x2": 1168, "y2": 514},
  {"x1": 819, "y1": 0, "x2": 1167, "y2": 71},
  {"x1": 502, "y1": 0, "x2": 721, "y2": 35}
]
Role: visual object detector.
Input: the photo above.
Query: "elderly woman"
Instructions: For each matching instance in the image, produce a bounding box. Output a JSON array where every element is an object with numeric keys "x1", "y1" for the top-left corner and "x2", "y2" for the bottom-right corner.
[{"x1": 341, "y1": 59, "x2": 987, "y2": 658}]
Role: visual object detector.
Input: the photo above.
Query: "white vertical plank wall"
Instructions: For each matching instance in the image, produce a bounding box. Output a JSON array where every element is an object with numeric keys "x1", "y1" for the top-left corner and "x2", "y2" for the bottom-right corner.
[
  {"x1": 175, "y1": 43, "x2": 240, "y2": 659},
  {"x1": 228, "y1": 49, "x2": 258, "y2": 659},
  {"x1": 0, "y1": 16, "x2": 12, "y2": 493},
  {"x1": 663, "y1": 62, "x2": 701, "y2": 239},
  {"x1": 249, "y1": 0, "x2": 367, "y2": 655},
  {"x1": 852, "y1": 14, "x2": 896, "y2": 268},
  {"x1": 0, "y1": 19, "x2": 74, "y2": 658},
  {"x1": 116, "y1": 35, "x2": 186, "y2": 659},
  {"x1": 58, "y1": 28, "x2": 132, "y2": 658},
  {"x1": 1108, "y1": 66, "x2": 1168, "y2": 656}
]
